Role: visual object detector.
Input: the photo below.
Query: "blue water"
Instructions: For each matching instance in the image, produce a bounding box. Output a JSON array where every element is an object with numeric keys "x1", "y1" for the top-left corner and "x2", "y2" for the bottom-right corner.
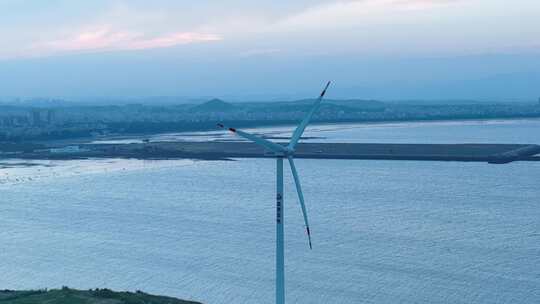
[{"x1": 1, "y1": 119, "x2": 540, "y2": 303}]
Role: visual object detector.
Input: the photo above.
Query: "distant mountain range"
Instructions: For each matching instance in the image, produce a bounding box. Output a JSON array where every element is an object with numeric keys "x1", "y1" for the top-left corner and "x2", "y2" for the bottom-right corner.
[{"x1": 0, "y1": 94, "x2": 536, "y2": 110}]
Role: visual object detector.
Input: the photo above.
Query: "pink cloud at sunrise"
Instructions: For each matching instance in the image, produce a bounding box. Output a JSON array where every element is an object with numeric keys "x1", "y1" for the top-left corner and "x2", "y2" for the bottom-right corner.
[{"x1": 34, "y1": 27, "x2": 222, "y2": 54}]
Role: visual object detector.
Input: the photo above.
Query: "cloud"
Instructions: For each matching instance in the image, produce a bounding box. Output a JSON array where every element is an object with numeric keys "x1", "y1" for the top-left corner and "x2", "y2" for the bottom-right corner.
[
  {"x1": 2, "y1": 0, "x2": 537, "y2": 61},
  {"x1": 30, "y1": 26, "x2": 221, "y2": 55},
  {"x1": 393, "y1": 0, "x2": 460, "y2": 11},
  {"x1": 240, "y1": 48, "x2": 281, "y2": 57},
  {"x1": 273, "y1": 0, "x2": 461, "y2": 31}
]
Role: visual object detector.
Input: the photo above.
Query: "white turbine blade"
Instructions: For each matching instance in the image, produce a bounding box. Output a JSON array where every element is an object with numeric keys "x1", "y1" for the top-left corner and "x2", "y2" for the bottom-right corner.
[
  {"x1": 287, "y1": 156, "x2": 312, "y2": 249},
  {"x1": 288, "y1": 81, "x2": 331, "y2": 150},
  {"x1": 217, "y1": 123, "x2": 286, "y2": 153}
]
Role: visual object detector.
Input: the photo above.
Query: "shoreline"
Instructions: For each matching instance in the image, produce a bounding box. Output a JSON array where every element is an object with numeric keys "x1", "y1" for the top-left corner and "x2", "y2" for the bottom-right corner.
[
  {"x1": 1, "y1": 117, "x2": 539, "y2": 164},
  {"x1": 2, "y1": 141, "x2": 539, "y2": 164},
  {"x1": 29, "y1": 116, "x2": 540, "y2": 148}
]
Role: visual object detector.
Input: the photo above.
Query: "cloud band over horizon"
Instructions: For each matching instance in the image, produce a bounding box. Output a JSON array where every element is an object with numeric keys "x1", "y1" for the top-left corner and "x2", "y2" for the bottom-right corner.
[
  {"x1": 31, "y1": 27, "x2": 222, "y2": 57},
  {"x1": 0, "y1": 0, "x2": 539, "y2": 99}
]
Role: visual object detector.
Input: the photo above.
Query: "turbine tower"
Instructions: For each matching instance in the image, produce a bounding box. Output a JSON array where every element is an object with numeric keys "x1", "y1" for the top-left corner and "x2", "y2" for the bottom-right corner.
[{"x1": 218, "y1": 81, "x2": 331, "y2": 304}]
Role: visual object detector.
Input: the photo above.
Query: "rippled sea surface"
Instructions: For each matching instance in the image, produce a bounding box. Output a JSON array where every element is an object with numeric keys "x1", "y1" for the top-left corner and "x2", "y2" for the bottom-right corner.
[{"x1": 1, "y1": 119, "x2": 540, "y2": 304}]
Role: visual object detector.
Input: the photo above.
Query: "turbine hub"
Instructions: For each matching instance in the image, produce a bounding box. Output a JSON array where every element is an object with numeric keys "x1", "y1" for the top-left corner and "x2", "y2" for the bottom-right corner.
[{"x1": 284, "y1": 147, "x2": 295, "y2": 155}]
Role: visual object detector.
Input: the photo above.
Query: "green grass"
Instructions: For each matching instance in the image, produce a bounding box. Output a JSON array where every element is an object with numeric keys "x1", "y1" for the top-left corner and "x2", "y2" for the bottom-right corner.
[{"x1": 0, "y1": 287, "x2": 202, "y2": 304}]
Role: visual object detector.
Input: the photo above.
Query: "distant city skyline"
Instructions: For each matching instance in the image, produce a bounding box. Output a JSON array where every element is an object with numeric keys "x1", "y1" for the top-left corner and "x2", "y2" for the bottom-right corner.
[{"x1": 0, "y1": 0, "x2": 539, "y2": 100}]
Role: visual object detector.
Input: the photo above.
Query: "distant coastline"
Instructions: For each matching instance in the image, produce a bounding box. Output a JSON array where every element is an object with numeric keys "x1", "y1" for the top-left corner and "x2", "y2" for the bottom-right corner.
[
  {"x1": 230, "y1": 115, "x2": 540, "y2": 131},
  {"x1": 30, "y1": 115, "x2": 540, "y2": 148},
  {"x1": 53, "y1": 116, "x2": 540, "y2": 147},
  {"x1": 1, "y1": 99, "x2": 539, "y2": 142},
  {"x1": 2, "y1": 116, "x2": 540, "y2": 160}
]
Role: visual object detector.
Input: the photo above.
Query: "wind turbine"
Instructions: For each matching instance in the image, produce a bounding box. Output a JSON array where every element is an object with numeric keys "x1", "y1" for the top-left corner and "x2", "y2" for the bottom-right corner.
[{"x1": 217, "y1": 81, "x2": 331, "y2": 304}]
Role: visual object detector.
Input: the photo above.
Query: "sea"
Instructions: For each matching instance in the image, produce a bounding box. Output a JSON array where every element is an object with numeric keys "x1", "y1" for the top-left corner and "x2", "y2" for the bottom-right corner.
[{"x1": 1, "y1": 119, "x2": 539, "y2": 304}]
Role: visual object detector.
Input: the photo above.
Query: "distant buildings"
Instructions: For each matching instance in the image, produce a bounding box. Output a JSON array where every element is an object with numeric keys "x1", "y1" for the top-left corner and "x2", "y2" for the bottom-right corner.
[
  {"x1": 1, "y1": 116, "x2": 28, "y2": 127},
  {"x1": 0, "y1": 109, "x2": 55, "y2": 128},
  {"x1": 31, "y1": 109, "x2": 55, "y2": 126},
  {"x1": 31, "y1": 110, "x2": 40, "y2": 126},
  {"x1": 47, "y1": 110, "x2": 55, "y2": 124}
]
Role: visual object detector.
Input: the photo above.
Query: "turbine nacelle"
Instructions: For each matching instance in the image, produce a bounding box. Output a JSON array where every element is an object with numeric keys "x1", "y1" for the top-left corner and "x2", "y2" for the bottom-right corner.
[
  {"x1": 285, "y1": 146, "x2": 296, "y2": 155},
  {"x1": 264, "y1": 150, "x2": 288, "y2": 157},
  {"x1": 264, "y1": 147, "x2": 295, "y2": 157}
]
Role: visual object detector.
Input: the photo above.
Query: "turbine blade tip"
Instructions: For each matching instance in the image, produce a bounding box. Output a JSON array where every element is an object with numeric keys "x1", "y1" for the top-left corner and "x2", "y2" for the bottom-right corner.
[
  {"x1": 307, "y1": 227, "x2": 312, "y2": 249},
  {"x1": 320, "y1": 81, "x2": 331, "y2": 97}
]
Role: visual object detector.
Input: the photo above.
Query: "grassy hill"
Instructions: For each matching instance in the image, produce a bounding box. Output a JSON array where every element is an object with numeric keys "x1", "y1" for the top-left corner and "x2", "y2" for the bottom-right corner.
[{"x1": 0, "y1": 287, "x2": 202, "y2": 304}]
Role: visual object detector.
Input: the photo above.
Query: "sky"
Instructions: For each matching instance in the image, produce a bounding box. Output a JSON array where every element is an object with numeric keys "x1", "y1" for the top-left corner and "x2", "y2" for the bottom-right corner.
[{"x1": 0, "y1": 0, "x2": 539, "y2": 101}]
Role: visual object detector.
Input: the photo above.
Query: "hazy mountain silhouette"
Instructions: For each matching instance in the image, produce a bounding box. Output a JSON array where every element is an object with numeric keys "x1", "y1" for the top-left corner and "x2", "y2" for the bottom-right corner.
[{"x1": 190, "y1": 98, "x2": 236, "y2": 112}]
